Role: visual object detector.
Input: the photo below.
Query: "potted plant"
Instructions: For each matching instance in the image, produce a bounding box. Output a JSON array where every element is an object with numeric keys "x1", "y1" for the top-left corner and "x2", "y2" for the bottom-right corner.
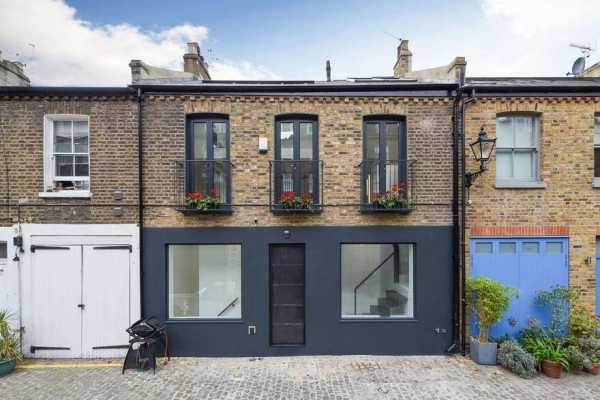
[
  {"x1": 371, "y1": 183, "x2": 409, "y2": 209},
  {"x1": 279, "y1": 191, "x2": 314, "y2": 210},
  {"x1": 184, "y1": 189, "x2": 219, "y2": 211},
  {"x1": 466, "y1": 277, "x2": 517, "y2": 365},
  {"x1": 578, "y1": 337, "x2": 600, "y2": 375},
  {"x1": 496, "y1": 339, "x2": 536, "y2": 378},
  {"x1": 0, "y1": 310, "x2": 21, "y2": 377},
  {"x1": 529, "y1": 337, "x2": 569, "y2": 378}
]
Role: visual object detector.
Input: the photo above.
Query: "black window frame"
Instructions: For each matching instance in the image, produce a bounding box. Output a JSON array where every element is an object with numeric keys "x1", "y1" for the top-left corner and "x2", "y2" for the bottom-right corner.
[
  {"x1": 594, "y1": 113, "x2": 600, "y2": 178},
  {"x1": 273, "y1": 114, "x2": 320, "y2": 205},
  {"x1": 185, "y1": 113, "x2": 232, "y2": 206},
  {"x1": 362, "y1": 115, "x2": 408, "y2": 201}
]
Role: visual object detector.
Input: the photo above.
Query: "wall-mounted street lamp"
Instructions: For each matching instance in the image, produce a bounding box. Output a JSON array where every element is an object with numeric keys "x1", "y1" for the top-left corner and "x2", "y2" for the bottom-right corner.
[{"x1": 465, "y1": 127, "x2": 496, "y2": 188}]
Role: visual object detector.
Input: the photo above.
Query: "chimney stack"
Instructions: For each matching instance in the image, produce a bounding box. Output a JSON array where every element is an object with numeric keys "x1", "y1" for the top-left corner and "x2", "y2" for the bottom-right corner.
[
  {"x1": 326, "y1": 60, "x2": 331, "y2": 82},
  {"x1": 393, "y1": 40, "x2": 412, "y2": 78},
  {"x1": 183, "y1": 42, "x2": 211, "y2": 80}
]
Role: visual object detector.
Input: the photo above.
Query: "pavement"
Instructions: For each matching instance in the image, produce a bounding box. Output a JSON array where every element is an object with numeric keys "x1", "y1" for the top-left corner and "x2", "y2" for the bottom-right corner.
[{"x1": 0, "y1": 355, "x2": 598, "y2": 400}]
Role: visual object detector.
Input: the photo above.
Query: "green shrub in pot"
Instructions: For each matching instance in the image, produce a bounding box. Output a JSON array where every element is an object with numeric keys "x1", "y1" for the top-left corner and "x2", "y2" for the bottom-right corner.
[
  {"x1": 0, "y1": 310, "x2": 21, "y2": 377},
  {"x1": 497, "y1": 339, "x2": 536, "y2": 378},
  {"x1": 466, "y1": 277, "x2": 518, "y2": 365}
]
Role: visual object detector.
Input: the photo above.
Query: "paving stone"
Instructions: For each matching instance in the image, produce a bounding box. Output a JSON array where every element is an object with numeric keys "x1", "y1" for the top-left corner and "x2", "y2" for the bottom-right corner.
[{"x1": 0, "y1": 355, "x2": 598, "y2": 400}]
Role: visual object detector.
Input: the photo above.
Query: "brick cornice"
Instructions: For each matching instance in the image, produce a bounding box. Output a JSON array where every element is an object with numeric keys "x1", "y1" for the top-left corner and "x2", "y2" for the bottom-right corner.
[{"x1": 470, "y1": 225, "x2": 569, "y2": 237}]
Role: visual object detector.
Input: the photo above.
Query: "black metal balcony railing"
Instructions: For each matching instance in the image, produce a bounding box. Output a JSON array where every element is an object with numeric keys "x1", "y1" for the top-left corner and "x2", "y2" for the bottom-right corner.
[
  {"x1": 174, "y1": 160, "x2": 233, "y2": 214},
  {"x1": 359, "y1": 159, "x2": 415, "y2": 213},
  {"x1": 269, "y1": 160, "x2": 323, "y2": 214}
]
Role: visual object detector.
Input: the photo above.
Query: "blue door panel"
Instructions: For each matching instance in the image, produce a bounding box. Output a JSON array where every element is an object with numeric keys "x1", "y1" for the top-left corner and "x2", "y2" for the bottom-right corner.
[
  {"x1": 596, "y1": 237, "x2": 600, "y2": 316},
  {"x1": 471, "y1": 238, "x2": 568, "y2": 340}
]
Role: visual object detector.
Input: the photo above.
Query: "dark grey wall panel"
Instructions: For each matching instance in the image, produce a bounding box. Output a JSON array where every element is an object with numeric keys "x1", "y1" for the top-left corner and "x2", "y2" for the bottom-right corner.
[{"x1": 143, "y1": 225, "x2": 453, "y2": 356}]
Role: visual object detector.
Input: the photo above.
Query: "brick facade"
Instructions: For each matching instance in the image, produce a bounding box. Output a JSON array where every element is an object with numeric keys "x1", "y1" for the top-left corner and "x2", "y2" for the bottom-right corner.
[
  {"x1": 464, "y1": 96, "x2": 600, "y2": 311},
  {"x1": 0, "y1": 95, "x2": 139, "y2": 225},
  {"x1": 142, "y1": 94, "x2": 454, "y2": 227}
]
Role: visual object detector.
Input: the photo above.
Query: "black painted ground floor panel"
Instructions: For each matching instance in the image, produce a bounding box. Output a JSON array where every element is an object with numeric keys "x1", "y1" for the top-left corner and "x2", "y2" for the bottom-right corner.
[{"x1": 143, "y1": 225, "x2": 454, "y2": 356}]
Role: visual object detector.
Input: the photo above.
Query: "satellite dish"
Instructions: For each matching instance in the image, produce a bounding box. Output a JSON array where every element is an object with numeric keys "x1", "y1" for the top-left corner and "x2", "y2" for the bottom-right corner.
[{"x1": 571, "y1": 56, "x2": 586, "y2": 76}]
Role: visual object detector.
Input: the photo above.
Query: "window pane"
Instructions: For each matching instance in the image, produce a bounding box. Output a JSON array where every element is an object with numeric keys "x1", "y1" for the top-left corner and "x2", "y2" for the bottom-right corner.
[
  {"x1": 496, "y1": 150, "x2": 513, "y2": 179},
  {"x1": 522, "y1": 242, "x2": 539, "y2": 253},
  {"x1": 475, "y1": 242, "x2": 493, "y2": 253},
  {"x1": 366, "y1": 123, "x2": 379, "y2": 160},
  {"x1": 341, "y1": 244, "x2": 413, "y2": 318},
  {"x1": 169, "y1": 244, "x2": 242, "y2": 319},
  {"x1": 53, "y1": 121, "x2": 72, "y2": 153},
  {"x1": 55, "y1": 155, "x2": 73, "y2": 176},
  {"x1": 280, "y1": 122, "x2": 294, "y2": 160},
  {"x1": 300, "y1": 161, "x2": 314, "y2": 197},
  {"x1": 514, "y1": 151, "x2": 535, "y2": 179},
  {"x1": 546, "y1": 242, "x2": 563, "y2": 254},
  {"x1": 299, "y1": 123, "x2": 313, "y2": 160},
  {"x1": 595, "y1": 148, "x2": 600, "y2": 178},
  {"x1": 496, "y1": 116, "x2": 513, "y2": 148},
  {"x1": 499, "y1": 242, "x2": 516, "y2": 254},
  {"x1": 193, "y1": 122, "x2": 207, "y2": 159},
  {"x1": 213, "y1": 122, "x2": 227, "y2": 160},
  {"x1": 514, "y1": 117, "x2": 535, "y2": 148},
  {"x1": 595, "y1": 116, "x2": 600, "y2": 144},
  {"x1": 74, "y1": 155, "x2": 89, "y2": 177},
  {"x1": 0, "y1": 242, "x2": 6, "y2": 259},
  {"x1": 385, "y1": 123, "x2": 399, "y2": 160},
  {"x1": 73, "y1": 121, "x2": 89, "y2": 153}
]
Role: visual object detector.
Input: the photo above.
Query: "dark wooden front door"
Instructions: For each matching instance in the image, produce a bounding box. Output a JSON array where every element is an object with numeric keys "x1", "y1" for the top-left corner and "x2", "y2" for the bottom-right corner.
[{"x1": 270, "y1": 245, "x2": 305, "y2": 345}]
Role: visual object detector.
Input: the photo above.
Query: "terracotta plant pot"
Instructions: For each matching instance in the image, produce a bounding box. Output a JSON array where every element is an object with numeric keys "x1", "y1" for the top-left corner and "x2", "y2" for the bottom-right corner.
[
  {"x1": 541, "y1": 360, "x2": 562, "y2": 379},
  {"x1": 589, "y1": 363, "x2": 600, "y2": 375}
]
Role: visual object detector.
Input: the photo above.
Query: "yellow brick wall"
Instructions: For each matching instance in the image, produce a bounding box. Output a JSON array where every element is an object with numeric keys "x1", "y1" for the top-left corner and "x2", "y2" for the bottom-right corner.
[
  {"x1": 142, "y1": 94, "x2": 454, "y2": 227},
  {"x1": 464, "y1": 96, "x2": 600, "y2": 312}
]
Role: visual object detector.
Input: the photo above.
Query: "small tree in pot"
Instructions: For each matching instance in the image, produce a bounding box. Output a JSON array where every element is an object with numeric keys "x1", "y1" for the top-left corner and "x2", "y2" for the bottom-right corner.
[
  {"x1": 466, "y1": 277, "x2": 518, "y2": 365},
  {"x1": 0, "y1": 310, "x2": 21, "y2": 377}
]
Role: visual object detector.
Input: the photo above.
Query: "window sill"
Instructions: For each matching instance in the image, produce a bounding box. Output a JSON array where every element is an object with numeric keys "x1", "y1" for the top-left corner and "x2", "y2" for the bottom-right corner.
[
  {"x1": 38, "y1": 191, "x2": 92, "y2": 199},
  {"x1": 592, "y1": 178, "x2": 600, "y2": 188},
  {"x1": 494, "y1": 181, "x2": 546, "y2": 189}
]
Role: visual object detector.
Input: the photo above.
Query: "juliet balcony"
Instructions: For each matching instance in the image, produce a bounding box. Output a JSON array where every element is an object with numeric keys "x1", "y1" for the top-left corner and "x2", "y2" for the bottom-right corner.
[
  {"x1": 268, "y1": 160, "x2": 324, "y2": 214},
  {"x1": 174, "y1": 160, "x2": 233, "y2": 214},
  {"x1": 359, "y1": 159, "x2": 416, "y2": 213}
]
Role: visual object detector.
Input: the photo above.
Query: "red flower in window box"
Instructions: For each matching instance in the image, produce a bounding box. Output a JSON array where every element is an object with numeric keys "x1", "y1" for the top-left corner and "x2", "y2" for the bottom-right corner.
[{"x1": 184, "y1": 190, "x2": 219, "y2": 210}]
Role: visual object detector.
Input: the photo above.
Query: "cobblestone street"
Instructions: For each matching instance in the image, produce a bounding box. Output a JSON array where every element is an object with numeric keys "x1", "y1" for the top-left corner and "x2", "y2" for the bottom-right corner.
[{"x1": 1, "y1": 355, "x2": 598, "y2": 400}]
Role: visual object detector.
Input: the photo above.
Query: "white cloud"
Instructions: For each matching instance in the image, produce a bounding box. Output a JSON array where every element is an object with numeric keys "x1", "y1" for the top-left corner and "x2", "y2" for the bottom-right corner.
[
  {"x1": 0, "y1": 0, "x2": 279, "y2": 85},
  {"x1": 467, "y1": 0, "x2": 600, "y2": 76}
]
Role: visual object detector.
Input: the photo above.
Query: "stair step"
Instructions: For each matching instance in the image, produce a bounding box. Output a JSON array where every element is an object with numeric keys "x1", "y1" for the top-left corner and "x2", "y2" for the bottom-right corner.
[{"x1": 370, "y1": 304, "x2": 391, "y2": 317}]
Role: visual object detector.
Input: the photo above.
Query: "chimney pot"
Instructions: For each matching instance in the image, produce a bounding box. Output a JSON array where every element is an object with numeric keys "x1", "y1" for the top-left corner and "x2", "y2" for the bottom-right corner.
[
  {"x1": 326, "y1": 60, "x2": 331, "y2": 82},
  {"x1": 394, "y1": 40, "x2": 413, "y2": 78},
  {"x1": 183, "y1": 42, "x2": 211, "y2": 80}
]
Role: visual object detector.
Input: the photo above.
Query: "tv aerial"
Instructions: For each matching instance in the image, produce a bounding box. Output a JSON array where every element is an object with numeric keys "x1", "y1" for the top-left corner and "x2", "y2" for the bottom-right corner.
[{"x1": 567, "y1": 43, "x2": 594, "y2": 77}]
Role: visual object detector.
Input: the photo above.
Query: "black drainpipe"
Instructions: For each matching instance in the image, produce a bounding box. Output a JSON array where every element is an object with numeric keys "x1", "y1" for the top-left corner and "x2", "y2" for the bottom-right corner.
[
  {"x1": 450, "y1": 86, "x2": 462, "y2": 354},
  {"x1": 137, "y1": 87, "x2": 144, "y2": 317}
]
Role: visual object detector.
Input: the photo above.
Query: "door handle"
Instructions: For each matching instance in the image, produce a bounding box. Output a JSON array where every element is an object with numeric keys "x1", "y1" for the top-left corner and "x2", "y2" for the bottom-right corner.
[{"x1": 77, "y1": 304, "x2": 85, "y2": 310}]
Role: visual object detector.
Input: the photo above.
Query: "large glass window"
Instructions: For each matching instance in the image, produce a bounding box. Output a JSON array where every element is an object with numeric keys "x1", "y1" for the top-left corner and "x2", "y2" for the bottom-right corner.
[
  {"x1": 168, "y1": 244, "x2": 242, "y2": 319},
  {"x1": 341, "y1": 243, "x2": 414, "y2": 318},
  {"x1": 496, "y1": 115, "x2": 539, "y2": 182}
]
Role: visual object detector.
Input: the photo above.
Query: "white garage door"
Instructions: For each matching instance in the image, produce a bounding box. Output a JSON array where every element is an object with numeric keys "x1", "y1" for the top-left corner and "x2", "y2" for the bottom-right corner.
[{"x1": 29, "y1": 244, "x2": 132, "y2": 358}]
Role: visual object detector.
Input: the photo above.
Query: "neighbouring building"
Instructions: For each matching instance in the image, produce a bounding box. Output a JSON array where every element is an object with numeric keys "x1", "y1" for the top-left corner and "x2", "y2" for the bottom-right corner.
[
  {"x1": 0, "y1": 51, "x2": 30, "y2": 86},
  {"x1": 462, "y1": 77, "x2": 600, "y2": 340}
]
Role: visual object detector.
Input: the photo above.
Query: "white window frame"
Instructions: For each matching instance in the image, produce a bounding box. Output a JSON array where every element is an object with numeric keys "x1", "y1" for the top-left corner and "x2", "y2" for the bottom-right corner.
[
  {"x1": 40, "y1": 114, "x2": 91, "y2": 198},
  {"x1": 495, "y1": 114, "x2": 544, "y2": 188}
]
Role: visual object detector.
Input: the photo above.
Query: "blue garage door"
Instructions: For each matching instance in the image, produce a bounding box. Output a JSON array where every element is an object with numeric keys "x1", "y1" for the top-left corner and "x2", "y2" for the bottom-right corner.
[
  {"x1": 471, "y1": 237, "x2": 569, "y2": 339},
  {"x1": 596, "y1": 238, "x2": 599, "y2": 317}
]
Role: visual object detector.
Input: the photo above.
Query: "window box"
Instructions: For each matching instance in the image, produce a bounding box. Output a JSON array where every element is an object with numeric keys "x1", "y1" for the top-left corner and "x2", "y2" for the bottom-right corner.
[
  {"x1": 174, "y1": 160, "x2": 233, "y2": 214},
  {"x1": 269, "y1": 160, "x2": 323, "y2": 214},
  {"x1": 359, "y1": 160, "x2": 415, "y2": 213}
]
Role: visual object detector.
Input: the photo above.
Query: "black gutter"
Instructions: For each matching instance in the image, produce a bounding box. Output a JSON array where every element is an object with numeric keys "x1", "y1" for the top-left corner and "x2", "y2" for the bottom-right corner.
[
  {"x1": 0, "y1": 86, "x2": 134, "y2": 96},
  {"x1": 464, "y1": 86, "x2": 600, "y2": 96},
  {"x1": 451, "y1": 86, "x2": 461, "y2": 354},
  {"x1": 136, "y1": 87, "x2": 144, "y2": 317}
]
